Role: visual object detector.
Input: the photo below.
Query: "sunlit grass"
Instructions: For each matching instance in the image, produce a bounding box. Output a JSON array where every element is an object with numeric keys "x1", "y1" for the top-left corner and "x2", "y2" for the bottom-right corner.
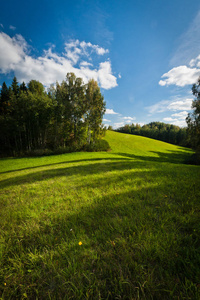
[{"x1": 0, "y1": 131, "x2": 199, "y2": 299}]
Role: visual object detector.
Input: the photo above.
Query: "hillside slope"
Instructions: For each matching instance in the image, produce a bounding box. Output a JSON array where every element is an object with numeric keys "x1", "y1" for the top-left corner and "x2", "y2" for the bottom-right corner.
[{"x1": 104, "y1": 130, "x2": 193, "y2": 163}]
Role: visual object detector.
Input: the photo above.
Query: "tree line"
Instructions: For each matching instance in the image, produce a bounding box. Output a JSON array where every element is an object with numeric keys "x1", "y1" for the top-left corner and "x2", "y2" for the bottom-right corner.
[
  {"x1": 115, "y1": 122, "x2": 190, "y2": 147},
  {"x1": 0, "y1": 73, "x2": 107, "y2": 156}
]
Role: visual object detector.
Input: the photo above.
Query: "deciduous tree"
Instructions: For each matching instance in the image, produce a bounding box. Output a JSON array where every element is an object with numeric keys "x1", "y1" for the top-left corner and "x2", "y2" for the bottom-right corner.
[{"x1": 186, "y1": 77, "x2": 200, "y2": 151}]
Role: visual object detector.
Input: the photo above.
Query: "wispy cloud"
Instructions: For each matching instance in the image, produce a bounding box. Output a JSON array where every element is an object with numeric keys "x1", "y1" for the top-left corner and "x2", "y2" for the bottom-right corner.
[
  {"x1": 171, "y1": 111, "x2": 188, "y2": 119},
  {"x1": 9, "y1": 25, "x2": 16, "y2": 30},
  {"x1": 83, "y1": 3, "x2": 113, "y2": 45},
  {"x1": 146, "y1": 96, "x2": 192, "y2": 127},
  {"x1": 163, "y1": 114, "x2": 189, "y2": 127},
  {"x1": 146, "y1": 97, "x2": 192, "y2": 114},
  {"x1": 113, "y1": 122, "x2": 125, "y2": 129},
  {"x1": 123, "y1": 116, "x2": 135, "y2": 121},
  {"x1": 171, "y1": 10, "x2": 200, "y2": 66},
  {"x1": 189, "y1": 54, "x2": 200, "y2": 67},
  {"x1": 0, "y1": 24, "x2": 3, "y2": 28},
  {"x1": 64, "y1": 39, "x2": 109, "y2": 64},
  {"x1": 105, "y1": 108, "x2": 119, "y2": 115},
  {"x1": 103, "y1": 118, "x2": 111, "y2": 122},
  {"x1": 80, "y1": 61, "x2": 93, "y2": 67},
  {"x1": 162, "y1": 110, "x2": 189, "y2": 127},
  {"x1": 0, "y1": 32, "x2": 117, "y2": 89},
  {"x1": 160, "y1": 10, "x2": 200, "y2": 87}
]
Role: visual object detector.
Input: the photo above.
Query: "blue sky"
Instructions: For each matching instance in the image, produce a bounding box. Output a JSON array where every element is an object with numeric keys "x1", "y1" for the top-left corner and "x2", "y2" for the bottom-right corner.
[{"x1": 1, "y1": 0, "x2": 200, "y2": 128}]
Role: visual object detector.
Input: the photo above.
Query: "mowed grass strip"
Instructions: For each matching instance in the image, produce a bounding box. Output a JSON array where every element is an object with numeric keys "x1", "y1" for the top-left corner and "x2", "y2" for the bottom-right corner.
[{"x1": 0, "y1": 131, "x2": 200, "y2": 299}]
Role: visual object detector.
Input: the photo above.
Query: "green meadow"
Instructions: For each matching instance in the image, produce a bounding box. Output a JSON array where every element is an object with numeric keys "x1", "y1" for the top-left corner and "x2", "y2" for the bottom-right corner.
[{"x1": 0, "y1": 131, "x2": 200, "y2": 299}]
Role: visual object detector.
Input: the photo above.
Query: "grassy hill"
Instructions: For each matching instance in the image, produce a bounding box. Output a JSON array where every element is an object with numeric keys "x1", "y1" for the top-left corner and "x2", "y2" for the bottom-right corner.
[
  {"x1": 104, "y1": 130, "x2": 192, "y2": 163},
  {"x1": 0, "y1": 131, "x2": 199, "y2": 299}
]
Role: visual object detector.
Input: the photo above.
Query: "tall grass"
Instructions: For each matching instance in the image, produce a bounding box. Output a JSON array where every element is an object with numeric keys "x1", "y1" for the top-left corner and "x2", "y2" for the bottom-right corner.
[{"x1": 0, "y1": 131, "x2": 199, "y2": 299}]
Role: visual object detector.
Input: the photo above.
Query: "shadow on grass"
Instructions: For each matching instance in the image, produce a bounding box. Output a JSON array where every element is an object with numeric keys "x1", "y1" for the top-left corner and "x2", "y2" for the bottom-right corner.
[
  {"x1": 0, "y1": 148, "x2": 198, "y2": 190},
  {"x1": 114, "y1": 149, "x2": 193, "y2": 164},
  {"x1": 0, "y1": 158, "x2": 155, "y2": 189},
  {"x1": 0, "y1": 157, "x2": 131, "y2": 175},
  {"x1": 1, "y1": 151, "x2": 200, "y2": 299},
  {"x1": 1, "y1": 172, "x2": 199, "y2": 299}
]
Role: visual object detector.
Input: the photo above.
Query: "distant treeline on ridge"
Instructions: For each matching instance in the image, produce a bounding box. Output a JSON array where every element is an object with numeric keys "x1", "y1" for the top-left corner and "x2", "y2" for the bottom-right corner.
[
  {"x1": 115, "y1": 122, "x2": 190, "y2": 147},
  {"x1": 0, "y1": 73, "x2": 108, "y2": 156}
]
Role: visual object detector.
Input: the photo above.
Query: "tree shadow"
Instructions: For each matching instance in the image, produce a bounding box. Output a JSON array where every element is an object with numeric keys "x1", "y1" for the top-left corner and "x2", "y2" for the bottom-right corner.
[
  {"x1": 0, "y1": 157, "x2": 131, "y2": 175},
  {"x1": 113, "y1": 149, "x2": 193, "y2": 164},
  {"x1": 2, "y1": 173, "x2": 199, "y2": 299},
  {"x1": 1, "y1": 150, "x2": 199, "y2": 299},
  {"x1": 0, "y1": 158, "x2": 145, "y2": 189}
]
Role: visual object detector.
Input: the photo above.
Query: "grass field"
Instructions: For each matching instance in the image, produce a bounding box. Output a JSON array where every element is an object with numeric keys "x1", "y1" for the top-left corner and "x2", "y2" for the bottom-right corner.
[{"x1": 0, "y1": 131, "x2": 200, "y2": 299}]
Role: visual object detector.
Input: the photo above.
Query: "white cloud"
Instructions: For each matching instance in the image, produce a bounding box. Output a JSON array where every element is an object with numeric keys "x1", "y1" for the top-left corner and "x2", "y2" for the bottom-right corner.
[
  {"x1": 105, "y1": 108, "x2": 119, "y2": 115},
  {"x1": 96, "y1": 47, "x2": 109, "y2": 55},
  {"x1": 98, "y1": 61, "x2": 117, "y2": 89},
  {"x1": 123, "y1": 116, "x2": 135, "y2": 121},
  {"x1": 0, "y1": 33, "x2": 27, "y2": 73},
  {"x1": 80, "y1": 40, "x2": 109, "y2": 56},
  {"x1": 64, "y1": 39, "x2": 109, "y2": 65},
  {"x1": 9, "y1": 25, "x2": 16, "y2": 30},
  {"x1": 0, "y1": 24, "x2": 3, "y2": 28},
  {"x1": 189, "y1": 54, "x2": 200, "y2": 68},
  {"x1": 159, "y1": 65, "x2": 200, "y2": 87},
  {"x1": 80, "y1": 61, "x2": 93, "y2": 67},
  {"x1": 163, "y1": 117, "x2": 177, "y2": 122},
  {"x1": 103, "y1": 118, "x2": 111, "y2": 122},
  {"x1": 113, "y1": 122, "x2": 125, "y2": 129},
  {"x1": 118, "y1": 73, "x2": 121, "y2": 78},
  {"x1": 163, "y1": 110, "x2": 189, "y2": 127},
  {"x1": 171, "y1": 111, "x2": 188, "y2": 119},
  {"x1": 64, "y1": 40, "x2": 81, "y2": 64},
  {"x1": 0, "y1": 32, "x2": 117, "y2": 90},
  {"x1": 138, "y1": 122, "x2": 145, "y2": 127},
  {"x1": 167, "y1": 98, "x2": 192, "y2": 111},
  {"x1": 163, "y1": 117, "x2": 187, "y2": 127},
  {"x1": 147, "y1": 97, "x2": 193, "y2": 114}
]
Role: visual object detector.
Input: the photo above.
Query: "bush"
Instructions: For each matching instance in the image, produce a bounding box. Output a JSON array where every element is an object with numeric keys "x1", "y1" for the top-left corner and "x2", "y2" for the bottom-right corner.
[
  {"x1": 25, "y1": 149, "x2": 54, "y2": 157},
  {"x1": 83, "y1": 139, "x2": 111, "y2": 152},
  {"x1": 5, "y1": 139, "x2": 111, "y2": 158}
]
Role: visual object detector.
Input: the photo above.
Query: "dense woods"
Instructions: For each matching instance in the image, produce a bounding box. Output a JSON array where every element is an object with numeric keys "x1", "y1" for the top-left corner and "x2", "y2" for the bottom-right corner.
[
  {"x1": 0, "y1": 73, "x2": 107, "y2": 156},
  {"x1": 115, "y1": 122, "x2": 189, "y2": 147}
]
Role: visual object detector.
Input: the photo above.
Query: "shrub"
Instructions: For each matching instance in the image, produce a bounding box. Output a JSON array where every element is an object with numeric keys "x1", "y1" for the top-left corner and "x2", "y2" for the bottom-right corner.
[{"x1": 83, "y1": 139, "x2": 111, "y2": 152}]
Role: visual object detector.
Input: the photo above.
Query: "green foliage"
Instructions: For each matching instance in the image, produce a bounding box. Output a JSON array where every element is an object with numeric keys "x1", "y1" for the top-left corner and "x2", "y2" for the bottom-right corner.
[
  {"x1": 28, "y1": 80, "x2": 45, "y2": 95},
  {"x1": 83, "y1": 139, "x2": 110, "y2": 152},
  {"x1": 0, "y1": 74, "x2": 106, "y2": 156},
  {"x1": 85, "y1": 79, "x2": 106, "y2": 144},
  {"x1": 11, "y1": 76, "x2": 20, "y2": 96},
  {"x1": 0, "y1": 82, "x2": 9, "y2": 114},
  {"x1": 0, "y1": 131, "x2": 199, "y2": 299},
  {"x1": 186, "y1": 77, "x2": 200, "y2": 151},
  {"x1": 116, "y1": 121, "x2": 189, "y2": 147}
]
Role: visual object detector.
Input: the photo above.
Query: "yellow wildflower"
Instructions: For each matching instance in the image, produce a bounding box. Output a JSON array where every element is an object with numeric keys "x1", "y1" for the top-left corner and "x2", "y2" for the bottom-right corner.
[
  {"x1": 111, "y1": 241, "x2": 115, "y2": 246},
  {"x1": 79, "y1": 241, "x2": 82, "y2": 246}
]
